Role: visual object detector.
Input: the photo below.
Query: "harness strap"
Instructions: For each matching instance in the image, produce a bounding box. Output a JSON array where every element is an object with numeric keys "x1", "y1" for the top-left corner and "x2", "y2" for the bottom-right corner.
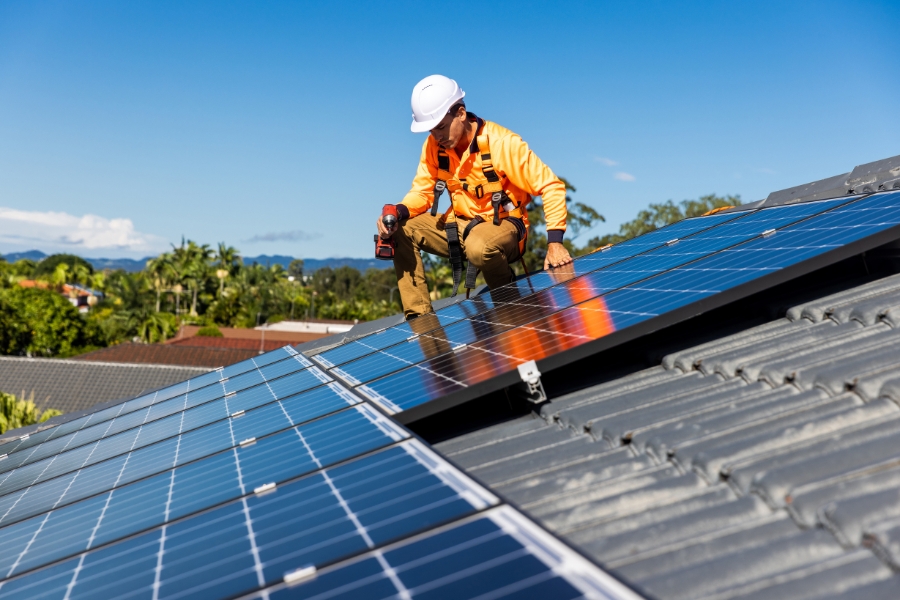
[
  {"x1": 462, "y1": 215, "x2": 484, "y2": 241},
  {"x1": 445, "y1": 221, "x2": 464, "y2": 297},
  {"x1": 432, "y1": 149, "x2": 452, "y2": 217}
]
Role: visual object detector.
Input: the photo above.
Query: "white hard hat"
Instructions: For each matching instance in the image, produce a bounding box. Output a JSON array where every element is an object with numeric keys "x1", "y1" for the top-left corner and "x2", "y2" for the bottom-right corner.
[{"x1": 410, "y1": 75, "x2": 465, "y2": 133}]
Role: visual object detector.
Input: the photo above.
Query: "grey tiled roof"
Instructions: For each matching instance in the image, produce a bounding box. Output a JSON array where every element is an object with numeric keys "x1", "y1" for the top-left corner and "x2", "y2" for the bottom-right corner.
[
  {"x1": 0, "y1": 356, "x2": 207, "y2": 416},
  {"x1": 436, "y1": 272, "x2": 900, "y2": 599}
]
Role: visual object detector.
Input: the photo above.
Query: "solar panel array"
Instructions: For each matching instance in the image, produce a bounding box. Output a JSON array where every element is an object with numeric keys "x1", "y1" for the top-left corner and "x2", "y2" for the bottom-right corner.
[
  {"x1": 308, "y1": 191, "x2": 900, "y2": 421},
  {"x1": 0, "y1": 350, "x2": 635, "y2": 599},
  {"x1": 4, "y1": 191, "x2": 900, "y2": 599}
]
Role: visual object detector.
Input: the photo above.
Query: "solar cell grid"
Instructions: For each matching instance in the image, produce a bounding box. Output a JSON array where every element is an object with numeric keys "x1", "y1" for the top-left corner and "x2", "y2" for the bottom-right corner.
[
  {"x1": 0, "y1": 347, "x2": 306, "y2": 459},
  {"x1": 0, "y1": 404, "x2": 407, "y2": 581},
  {"x1": 327, "y1": 198, "x2": 851, "y2": 389},
  {"x1": 0, "y1": 360, "x2": 325, "y2": 487},
  {"x1": 313, "y1": 213, "x2": 745, "y2": 368},
  {"x1": 0, "y1": 440, "x2": 502, "y2": 600},
  {"x1": 357, "y1": 191, "x2": 900, "y2": 416},
  {"x1": 262, "y1": 506, "x2": 637, "y2": 600},
  {"x1": 0, "y1": 383, "x2": 359, "y2": 530},
  {"x1": 312, "y1": 211, "x2": 745, "y2": 371}
]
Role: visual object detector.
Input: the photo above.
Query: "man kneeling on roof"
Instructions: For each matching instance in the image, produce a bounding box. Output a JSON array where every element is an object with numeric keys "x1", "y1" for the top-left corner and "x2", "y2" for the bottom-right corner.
[{"x1": 376, "y1": 74, "x2": 573, "y2": 319}]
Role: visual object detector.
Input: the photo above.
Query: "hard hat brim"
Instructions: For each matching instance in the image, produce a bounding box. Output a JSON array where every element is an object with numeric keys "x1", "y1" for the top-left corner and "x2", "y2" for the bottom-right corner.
[{"x1": 410, "y1": 117, "x2": 442, "y2": 133}]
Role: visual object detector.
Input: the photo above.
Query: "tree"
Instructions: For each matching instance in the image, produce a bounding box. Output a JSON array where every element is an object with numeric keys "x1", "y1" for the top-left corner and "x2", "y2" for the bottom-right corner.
[
  {"x1": 214, "y1": 243, "x2": 241, "y2": 298},
  {"x1": 146, "y1": 253, "x2": 175, "y2": 313},
  {"x1": 585, "y1": 194, "x2": 741, "y2": 249},
  {"x1": 34, "y1": 254, "x2": 94, "y2": 279},
  {"x1": 0, "y1": 390, "x2": 62, "y2": 434},
  {"x1": 0, "y1": 287, "x2": 98, "y2": 357},
  {"x1": 288, "y1": 259, "x2": 304, "y2": 280}
]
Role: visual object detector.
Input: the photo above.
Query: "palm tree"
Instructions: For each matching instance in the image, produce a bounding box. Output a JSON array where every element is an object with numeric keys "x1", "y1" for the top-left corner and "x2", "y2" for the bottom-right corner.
[
  {"x1": 146, "y1": 253, "x2": 175, "y2": 312},
  {"x1": 214, "y1": 243, "x2": 241, "y2": 298},
  {"x1": 171, "y1": 239, "x2": 213, "y2": 316}
]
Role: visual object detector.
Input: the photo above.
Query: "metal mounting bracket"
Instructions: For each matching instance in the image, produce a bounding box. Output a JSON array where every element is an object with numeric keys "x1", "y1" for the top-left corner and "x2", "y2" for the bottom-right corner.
[{"x1": 514, "y1": 360, "x2": 547, "y2": 404}]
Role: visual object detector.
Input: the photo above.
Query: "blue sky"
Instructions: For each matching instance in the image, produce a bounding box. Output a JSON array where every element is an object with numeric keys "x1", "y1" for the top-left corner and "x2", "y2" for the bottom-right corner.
[{"x1": 0, "y1": 0, "x2": 898, "y2": 259}]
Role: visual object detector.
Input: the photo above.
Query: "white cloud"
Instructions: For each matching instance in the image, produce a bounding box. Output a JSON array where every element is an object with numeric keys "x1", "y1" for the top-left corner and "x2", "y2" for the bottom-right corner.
[
  {"x1": 0, "y1": 208, "x2": 166, "y2": 253},
  {"x1": 614, "y1": 172, "x2": 636, "y2": 182},
  {"x1": 594, "y1": 157, "x2": 619, "y2": 167}
]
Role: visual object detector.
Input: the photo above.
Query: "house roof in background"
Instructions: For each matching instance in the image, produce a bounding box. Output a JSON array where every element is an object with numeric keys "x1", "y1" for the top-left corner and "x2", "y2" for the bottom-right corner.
[
  {"x1": 71, "y1": 342, "x2": 266, "y2": 368},
  {"x1": 0, "y1": 356, "x2": 205, "y2": 417},
  {"x1": 435, "y1": 272, "x2": 900, "y2": 599}
]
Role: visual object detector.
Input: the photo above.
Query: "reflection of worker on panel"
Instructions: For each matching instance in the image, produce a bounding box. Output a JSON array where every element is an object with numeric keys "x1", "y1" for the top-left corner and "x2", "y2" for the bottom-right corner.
[{"x1": 375, "y1": 75, "x2": 573, "y2": 319}]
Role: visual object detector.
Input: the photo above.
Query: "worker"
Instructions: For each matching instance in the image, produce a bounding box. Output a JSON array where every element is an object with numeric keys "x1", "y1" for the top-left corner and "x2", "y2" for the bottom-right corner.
[{"x1": 377, "y1": 74, "x2": 573, "y2": 319}]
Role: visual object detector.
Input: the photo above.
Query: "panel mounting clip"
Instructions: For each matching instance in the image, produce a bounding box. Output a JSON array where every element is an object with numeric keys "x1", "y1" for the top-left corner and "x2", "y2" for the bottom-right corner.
[{"x1": 514, "y1": 360, "x2": 547, "y2": 404}]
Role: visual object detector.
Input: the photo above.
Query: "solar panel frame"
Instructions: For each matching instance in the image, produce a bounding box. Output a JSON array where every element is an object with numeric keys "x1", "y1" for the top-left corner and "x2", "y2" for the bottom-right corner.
[
  {"x1": 0, "y1": 438, "x2": 506, "y2": 599},
  {"x1": 0, "y1": 405, "x2": 413, "y2": 583},
  {"x1": 356, "y1": 191, "x2": 900, "y2": 422},
  {"x1": 326, "y1": 197, "x2": 852, "y2": 394},
  {"x1": 310, "y1": 210, "x2": 748, "y2": 369},
  {"x1": 0, "y1": 348, "x2": 309, "y2": 459},
  {"x1": 0, "y1": 383, "x2": 361, "y2": 530}
]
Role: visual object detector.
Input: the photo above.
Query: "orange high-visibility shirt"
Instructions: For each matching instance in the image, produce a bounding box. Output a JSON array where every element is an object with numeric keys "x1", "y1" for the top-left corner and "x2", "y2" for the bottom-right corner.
[{"x1": 400, "y1": 119, "x2": 568, "y2": 239}]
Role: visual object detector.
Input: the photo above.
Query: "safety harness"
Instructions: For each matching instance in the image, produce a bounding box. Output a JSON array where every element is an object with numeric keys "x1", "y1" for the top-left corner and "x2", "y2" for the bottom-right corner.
[{"x1": 431, "y1": 129, "x2": 531, "y2": 297}]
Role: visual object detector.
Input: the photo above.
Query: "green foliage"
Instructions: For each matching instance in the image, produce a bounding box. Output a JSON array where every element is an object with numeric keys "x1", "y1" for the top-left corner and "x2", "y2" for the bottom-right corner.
[
  {"x1": 34, "y1": 254, "x2": 94, "y2": 278},
  {"x1": 0, "y1": 390, "x2": 62, "y2": 434},
  {"x1": 0, "y1": 191, "x2": 740, "y2": 359},
  {"x1": 288, "y1": 259, "x2": 304, "y2": 279},
  {"x1": 0, "y1": 287, "x2": 99, "y2": 357},
  {"x1": 585, "y1": 194, "x2": 741, "y2": 249},
  {"x1": 196, "y1": 325, "x2": 223, "y2": 337}
]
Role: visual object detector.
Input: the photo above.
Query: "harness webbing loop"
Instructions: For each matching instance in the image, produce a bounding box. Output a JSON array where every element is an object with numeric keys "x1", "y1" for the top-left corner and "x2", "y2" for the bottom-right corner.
[{"x1": 445, "y1": 221, "x2": 464, "y2": 297}]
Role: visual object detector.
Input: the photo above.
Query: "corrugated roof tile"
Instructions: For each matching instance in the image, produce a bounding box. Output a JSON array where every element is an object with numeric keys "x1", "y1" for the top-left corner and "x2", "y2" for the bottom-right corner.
[
  {"x1": 820, "y1": 487, "x2": 900, "y2": 548},
  {"x1": 785, "y1": 272, "x2": 900, "y2": 323},
  {"x1": 787, "y1": 463, "x2": 900, "y2": 528},
  {"x1": 719, "y1": 550, "x2": 893, "y2": 600},
  {"x1": 573, "y1": 492, "x2": 769, "y2": 565},
  {"x1": 638, "y1": 528, "x2": 846, "y2": 600}
]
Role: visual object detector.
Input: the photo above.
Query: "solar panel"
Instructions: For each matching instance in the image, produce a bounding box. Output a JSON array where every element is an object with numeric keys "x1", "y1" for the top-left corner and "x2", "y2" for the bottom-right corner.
[
  {"x1": 0, "y1": 382, "x2": 358, "y2": 529},
  {"x1": 312, "y1": 210, "x2": 744, "y2": 369},
  {"x1": 343, "y1": 191, "x2": 900, "y2": 420},
  {"x1": 0, "y1": 342, "x2": 632, "y2": 599},
  {"x1": 325, "y1": 199, "x2": 841, "y2": 385},
  {"x1": 0, "y1": 364, "x2": 333, "y2": 500},
  {"x1": 315, "y1": 198, "x2": 845, "y2": 381},
  {"x1": 0, "y1": 348, "x2": 309, "y2": 459},
  {"x1": 0, "y1": 402, "x2": 411, "y2": 578},
  {"x1": 260, "y1": 506, "x2": 637, "y2": 600},
  {"x1": 0, "y1": 433, "x2": 630, "y2": 600}
]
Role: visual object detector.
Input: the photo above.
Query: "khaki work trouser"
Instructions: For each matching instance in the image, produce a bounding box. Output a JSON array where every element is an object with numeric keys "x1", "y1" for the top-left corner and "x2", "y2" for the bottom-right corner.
[{"x1": 393, "y1": 213, "x2": 522, "y2": 318}]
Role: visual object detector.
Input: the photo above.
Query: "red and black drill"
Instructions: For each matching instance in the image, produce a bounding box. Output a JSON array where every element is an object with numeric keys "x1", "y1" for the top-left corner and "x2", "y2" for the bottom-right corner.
[{"x1": 374, "y1": 204, "x2": 398, "y2": 260}]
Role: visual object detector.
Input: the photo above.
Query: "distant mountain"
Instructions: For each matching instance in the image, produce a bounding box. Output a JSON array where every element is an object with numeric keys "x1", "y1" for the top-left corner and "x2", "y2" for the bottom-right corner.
[
  {"x1": 2, "y1": 250, "x2": 48, "y2": 263},
  {"x1": 0, "y1": 250, "x2": 388, "y2": 273},
  {"x1": 244, "y1": 255, "x2": 388, "y2": 273}
]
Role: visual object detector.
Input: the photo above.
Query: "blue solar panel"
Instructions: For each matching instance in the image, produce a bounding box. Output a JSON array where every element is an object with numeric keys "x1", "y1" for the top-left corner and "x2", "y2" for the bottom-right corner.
[
  {"x1": 328, "y1": 198, "x2": 850, "y2": 389},
  {"x1": 312, "y1": 210, "x2": 746, "y2": 370},
  {"x1": 0, "y1": 348, "x2": 309, "y2": 459},
  {"x1": 0, "y1": 382, "x2": 359, "y2": 529},
  {"x1": 261, "y1": 506, "x2": 637, "y2": 600},
  {"x1": 354, "y1": 192, "x2": 900, "y2": 415},
  {"x1": 0, "y1": 405, "x2": 408, "y2": 581},
  {"x1": 0, "y1": 440, "x2": 506, "y2": 600},
  {"x1": 0, "y1": 365, "x2": 332, "y2": 500}
]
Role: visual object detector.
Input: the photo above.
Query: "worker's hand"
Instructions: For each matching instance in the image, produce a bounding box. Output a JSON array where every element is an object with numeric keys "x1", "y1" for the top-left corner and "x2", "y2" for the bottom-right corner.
[
  {"x1": 376, "y1": 215, "x2": 397, "y2": 239},
  {"x1": 544, "y1": 242, "x2": 574, "y2": 270}
]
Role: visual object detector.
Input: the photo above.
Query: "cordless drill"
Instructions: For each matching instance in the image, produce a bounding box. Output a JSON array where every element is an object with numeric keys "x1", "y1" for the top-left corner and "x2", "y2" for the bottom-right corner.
[{"x1": 374, "y1": 204, "x2": 399, "y2": 260}]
